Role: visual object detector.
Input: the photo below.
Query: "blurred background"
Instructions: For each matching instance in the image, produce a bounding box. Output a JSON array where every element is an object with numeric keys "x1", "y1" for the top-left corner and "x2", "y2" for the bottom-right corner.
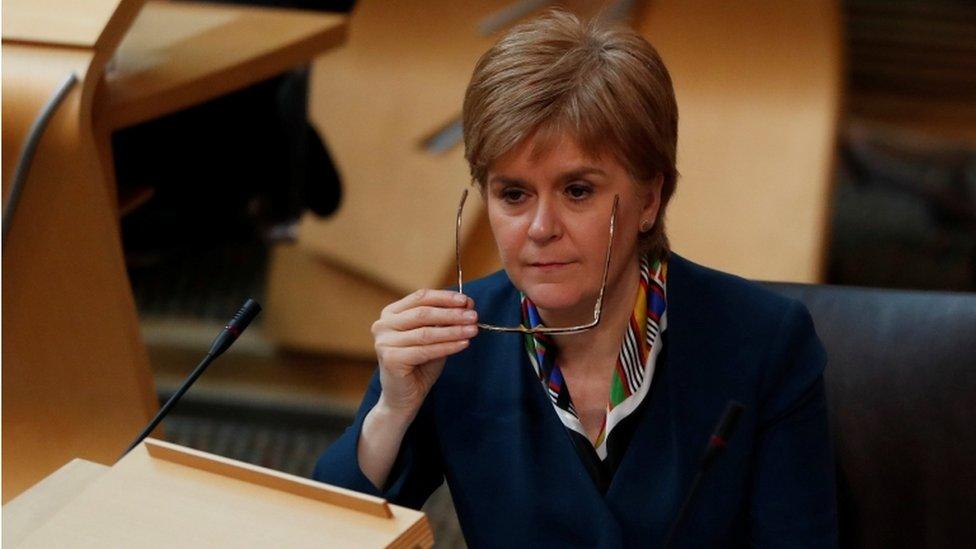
[{"x1": 3, "y1": 0, "x2": 974, "y2": 546}]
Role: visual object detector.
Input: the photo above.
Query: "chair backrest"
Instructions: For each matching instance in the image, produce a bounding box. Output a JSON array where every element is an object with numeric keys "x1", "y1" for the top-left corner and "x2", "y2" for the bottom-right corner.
[{"x1": 763, "y1": 282, "x2": 976, "y2": 548}]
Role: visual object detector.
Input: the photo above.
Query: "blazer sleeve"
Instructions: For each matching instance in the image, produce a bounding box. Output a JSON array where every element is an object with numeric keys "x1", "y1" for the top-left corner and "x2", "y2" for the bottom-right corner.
[
  {"x1": 750, "y1": 300, "x2": 839, "y2": 547},
  {"x1": 312, "y1": 370, "x2": 445, "y2": 510}
]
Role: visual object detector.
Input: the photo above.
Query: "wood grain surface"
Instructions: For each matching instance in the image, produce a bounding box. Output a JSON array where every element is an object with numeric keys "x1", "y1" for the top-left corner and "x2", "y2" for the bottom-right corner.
[
  {"x1": 97, "y1": 1, "x2": 347, "y2": 130},
  {"x1": 2, "y1": 42, "x2": 156, "y2": 502},
  {"x1": 295, "y1": 0, "x2": 522, "y2": 294},
  {"x1": 635, "y1": 0, "x2": 840, "y2": 282},
  {"x1": 11, "y1": 444, "x2": 431, "y2": 548}
]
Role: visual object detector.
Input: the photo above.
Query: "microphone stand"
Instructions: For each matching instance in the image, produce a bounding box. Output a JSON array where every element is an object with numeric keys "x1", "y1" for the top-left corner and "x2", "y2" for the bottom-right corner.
[{"x1": 119, "y1": 299, "x2": 261, "y2": 460}]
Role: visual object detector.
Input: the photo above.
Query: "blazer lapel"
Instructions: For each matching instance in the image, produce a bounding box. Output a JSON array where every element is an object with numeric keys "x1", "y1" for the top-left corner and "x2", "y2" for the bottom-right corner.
[
  {"x1": 604, "y1": 254, "x2": 721, "y2": 541},
  {"x1": 481, "y1": 277, "x2": 625, "y2": 542}
]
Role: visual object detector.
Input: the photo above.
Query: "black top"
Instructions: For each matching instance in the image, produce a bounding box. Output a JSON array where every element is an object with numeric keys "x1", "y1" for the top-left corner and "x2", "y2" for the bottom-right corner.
[{"x1": 560, "y1": 337, "x2": 667, "y2": 494}]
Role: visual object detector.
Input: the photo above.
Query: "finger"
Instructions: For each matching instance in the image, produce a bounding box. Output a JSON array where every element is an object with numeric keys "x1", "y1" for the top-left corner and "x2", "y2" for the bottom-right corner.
[
  {"x1": 386, "y1": 306, "x2": 478, "y2": 331},
  {"x1": 383, "y1": 339, "x2": 470, "y2": 367},
  {"x1": 386, "y1": 289, "x2": 469, "y2": 314},
  {"x1": 379, "y1": 324, "x2": 478, "y2": 348}
]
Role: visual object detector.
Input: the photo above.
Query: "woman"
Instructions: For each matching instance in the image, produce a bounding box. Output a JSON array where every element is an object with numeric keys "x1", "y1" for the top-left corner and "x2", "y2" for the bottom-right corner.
[{"x1": 315, "y1": 10, "x2": 837, "y2": 547}]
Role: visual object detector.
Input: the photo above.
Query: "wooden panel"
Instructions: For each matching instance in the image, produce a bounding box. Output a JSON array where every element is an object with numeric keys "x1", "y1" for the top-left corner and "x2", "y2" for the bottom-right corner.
[
  {"x1": 2, "y1": 460, "x2": 108, "y2": 548},
  {"x1": 1, "y1": 0, "x2": 143, "y2": 50},
  {"x1": 3, "y1": 44, "x2": 156, "y2": 500},
  {"x1": 13, "y1": 444, "x2": 431, "y2": 548},
  {"x1": 1, "y1": 44, "x2": 156, "y2": 502},
  {"x1": 265, "y1": 243, "x2": 402, "y2": 359},
  {"x1": 297, "y1": 0, "x2": 523, "y2": 294},
  {"x1": 266, "y1": 210, "x2": 502, "y2": 357},
  {"x1": 635, "y1": 0, "x2": 841, "y2": 282},
  {"x1": 97, "y1": 1, "x2": 347, "y2": 130},
  {"x1": 144, "y1": 439, "x2": 392, "y2": 518}
]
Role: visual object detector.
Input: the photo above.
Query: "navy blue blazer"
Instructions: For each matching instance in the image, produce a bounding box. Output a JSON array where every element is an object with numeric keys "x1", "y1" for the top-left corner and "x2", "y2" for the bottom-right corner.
[{"x1": 314, "y1": 253, "x2": 838, "y2": 548}]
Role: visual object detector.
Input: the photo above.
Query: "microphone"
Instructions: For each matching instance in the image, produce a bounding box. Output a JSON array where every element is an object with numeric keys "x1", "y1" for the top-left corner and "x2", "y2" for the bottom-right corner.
[
  {"x1": 119, "y1": 299, "x2": 262, "y2": 460},
  {"x1": 661, "y1": 401, "x2": 746, "y2": 549},
  {"x1": 207, "y1": 298, "x2": 262, "y2": 357}
]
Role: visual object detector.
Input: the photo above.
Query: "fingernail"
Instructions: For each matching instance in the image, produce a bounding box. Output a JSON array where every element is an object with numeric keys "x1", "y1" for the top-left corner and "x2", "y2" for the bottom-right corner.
[
  {"x1": 463, "y1": 310, "x2": 477, "y2": 321},
  {"x1": 455, "y1": 293, "x2": 467, "y2": 304},
  {"x1": 463, "y1": 324, "x2": 478, "y2": 335}
]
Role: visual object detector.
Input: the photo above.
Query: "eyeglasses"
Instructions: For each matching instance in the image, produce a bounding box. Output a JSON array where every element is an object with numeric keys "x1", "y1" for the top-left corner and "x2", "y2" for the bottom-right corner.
[{"x1": 455, "y1": 188, "x2": 618, "y2": 335}]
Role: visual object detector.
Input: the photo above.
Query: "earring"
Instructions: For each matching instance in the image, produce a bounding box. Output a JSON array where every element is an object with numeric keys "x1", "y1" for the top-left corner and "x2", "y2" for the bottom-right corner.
[{"x1": 640, "y1": 219, "x2": 651, "y2": 233}]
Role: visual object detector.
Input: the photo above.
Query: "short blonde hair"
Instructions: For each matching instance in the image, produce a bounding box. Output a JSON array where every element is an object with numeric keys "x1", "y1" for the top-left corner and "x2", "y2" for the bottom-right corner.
[{"x1": 462, "y1": 9, "x2": 679, "y2": 259}]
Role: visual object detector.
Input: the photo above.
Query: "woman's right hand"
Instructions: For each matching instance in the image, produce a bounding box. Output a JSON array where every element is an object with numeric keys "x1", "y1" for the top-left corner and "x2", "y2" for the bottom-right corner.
[{"x1": 371, "y1": 289, "x2": 478, "y2": 421}]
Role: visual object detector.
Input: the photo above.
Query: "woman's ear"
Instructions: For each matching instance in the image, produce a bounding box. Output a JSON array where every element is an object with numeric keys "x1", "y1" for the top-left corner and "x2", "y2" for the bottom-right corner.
[{"x1": 639, "y1": 173, "x2": 664, "y2": 231}]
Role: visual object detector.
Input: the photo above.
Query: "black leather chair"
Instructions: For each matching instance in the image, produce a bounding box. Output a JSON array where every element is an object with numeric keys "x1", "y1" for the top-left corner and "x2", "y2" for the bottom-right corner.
[{"x1": 762, "y1": 282, "x2": 976, "y2": 548}]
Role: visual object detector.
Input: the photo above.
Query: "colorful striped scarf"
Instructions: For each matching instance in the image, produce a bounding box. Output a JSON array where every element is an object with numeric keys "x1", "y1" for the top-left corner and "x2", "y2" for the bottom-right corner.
[{"x1": 523, "y1": 255, "x2": 668, "y2": 460}]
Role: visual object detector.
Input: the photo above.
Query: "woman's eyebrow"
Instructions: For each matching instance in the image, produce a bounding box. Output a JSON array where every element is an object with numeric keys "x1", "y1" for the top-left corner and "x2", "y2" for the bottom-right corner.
[
  {"x1": 488, "y1": 175, "x2": 529, "y2": 186},
  {"x1": 559, "y1": 166, "x2": 607, "y2": 181},
  {"x1": 488, "y1": 166, "x2": 607, "y2": 185},
  {"x1": 488, "y1": 166, "x2": 606, "y2": 186}
]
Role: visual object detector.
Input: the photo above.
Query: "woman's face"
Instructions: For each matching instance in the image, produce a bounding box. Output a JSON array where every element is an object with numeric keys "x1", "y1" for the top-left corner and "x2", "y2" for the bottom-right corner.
[{"x1": 485, "y1": 133, "x2": 662, "y2": 323}]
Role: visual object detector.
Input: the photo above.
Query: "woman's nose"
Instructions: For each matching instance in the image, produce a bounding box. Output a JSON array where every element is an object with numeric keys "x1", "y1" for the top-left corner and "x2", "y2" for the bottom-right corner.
[{"x1": 526, "y1": 199, "x2": 563, "y2": 243}]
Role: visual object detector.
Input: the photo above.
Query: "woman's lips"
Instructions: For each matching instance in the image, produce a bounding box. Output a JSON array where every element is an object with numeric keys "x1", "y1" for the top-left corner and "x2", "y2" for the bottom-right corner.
[{"x1": 528, "y1": 261, "x2": 575, "y2": 271}]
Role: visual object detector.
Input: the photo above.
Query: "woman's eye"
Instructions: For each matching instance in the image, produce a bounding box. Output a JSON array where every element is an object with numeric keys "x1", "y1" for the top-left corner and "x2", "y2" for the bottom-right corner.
[
  {"x1": 565, "y1": 183, "x2": 593, "y2": 200},
  {"x1": 500, "y1": 188, "x2": 526, "y2": 203}
]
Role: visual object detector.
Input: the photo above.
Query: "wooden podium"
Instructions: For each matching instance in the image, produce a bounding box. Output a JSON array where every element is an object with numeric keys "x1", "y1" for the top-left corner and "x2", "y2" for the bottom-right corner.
[{"x1": 2, "y1": 439, "x2": 433, "y2": 548}]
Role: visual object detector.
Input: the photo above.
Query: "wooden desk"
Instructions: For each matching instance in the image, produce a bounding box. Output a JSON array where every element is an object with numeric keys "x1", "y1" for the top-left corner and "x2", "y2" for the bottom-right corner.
[
  {"x1": 1, "y1": 0, "x2": 143, "y2": 49},
  {"x1": 93, "y1": 1, "x2": 347, "y2": 204},
  {"x1": 97, "y1": 1, "x2": 346, "y2": 130},
  {"x1": 2, "y1": 0, "x2": 347, "y2": 501},
  {"x1": 2, "y1": 460, "x2": 109, "y2": 548},
  {"x1": 3, "y1": 444, "x2": 433, "y2": 548}
]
